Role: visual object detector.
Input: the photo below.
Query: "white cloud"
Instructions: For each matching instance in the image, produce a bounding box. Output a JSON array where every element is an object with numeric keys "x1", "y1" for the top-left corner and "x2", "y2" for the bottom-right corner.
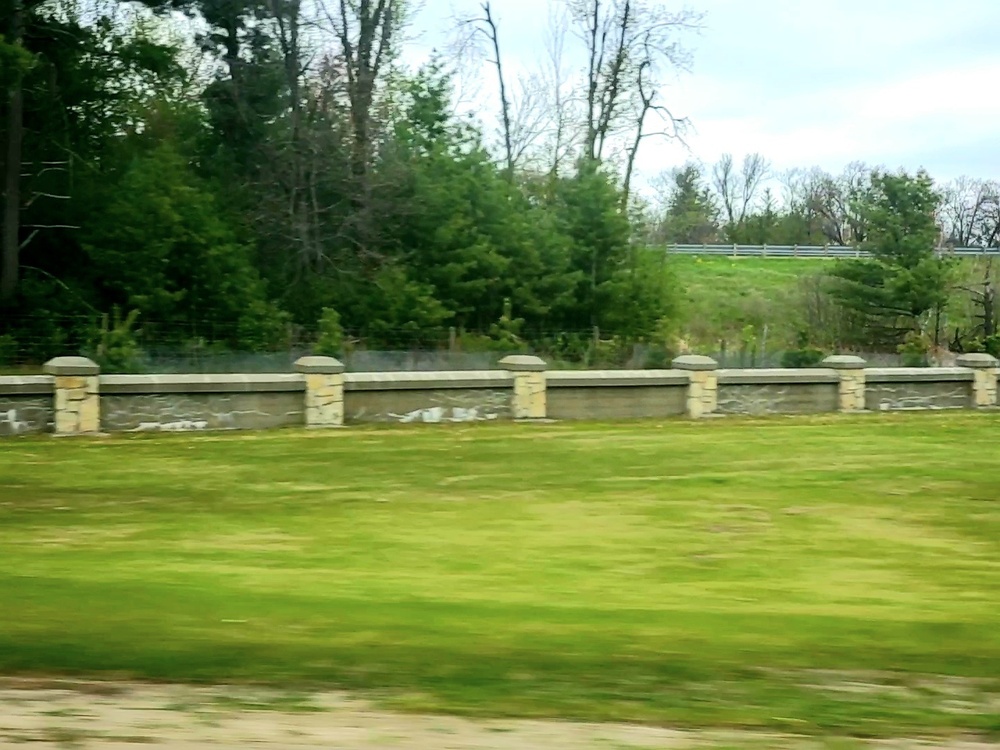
[{"x1": 403, "y1": 0, "x2": 1000, "y2": 186}]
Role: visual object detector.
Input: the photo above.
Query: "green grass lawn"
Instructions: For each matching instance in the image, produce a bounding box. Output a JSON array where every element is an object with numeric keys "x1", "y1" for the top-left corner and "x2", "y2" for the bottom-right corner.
[{"x1": 1, "y1": 414, "x2": 999, "y2": 738}]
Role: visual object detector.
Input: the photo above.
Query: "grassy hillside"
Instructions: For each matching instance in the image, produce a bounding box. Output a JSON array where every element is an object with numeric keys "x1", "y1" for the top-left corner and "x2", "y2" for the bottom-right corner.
[
  {"x1": 666, "y1": 255, "x2": 832, "y2": 358},
  {"x1": 666, "y1": 254, "x2": 996, "y2": 358}
]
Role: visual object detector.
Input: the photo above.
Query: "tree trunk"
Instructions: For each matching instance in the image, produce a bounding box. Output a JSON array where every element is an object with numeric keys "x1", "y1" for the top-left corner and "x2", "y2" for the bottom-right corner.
[
  {"x1": 1, "y1": 0, "x2": 25, "y2": 302},
  {"x1": 983, "y1": 280, "x2": 996, "y2": 338},
  {"x1": 584, "y1": 0, "x2": 600, "y2": 162},
  {"x1": 622, "y1": 61, "x2": 654, "y2": 208},
  {"x1": 481, "y1": 3, "x2": 513, "y2": 176},
  {"x1": 339, "y1": 0, "x2": 394, "y2": 181},
  {"x1": 622, "y1": 124, "x2": 641, "y2": 207}
]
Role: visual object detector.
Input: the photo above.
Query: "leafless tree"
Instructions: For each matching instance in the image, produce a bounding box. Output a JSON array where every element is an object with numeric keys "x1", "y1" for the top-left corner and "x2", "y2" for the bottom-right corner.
[
  {"x1": 449, "y1": 0, "x2": 697, "y2": 184},
  {"x1": 621, "y1": 40, "x2": 690, "y2": 205},
  {"x1": 800, "y1": 162, "x2": 871, "y2": 245},
  {"x1": 712, "y1": 154, "x2": 737, "y2": 225},
  {"x1": 322, "y1": 0, "x2": 399, "y2": 179},
  {"x1": 505, "y1": 73, "x2": 553, "y2": 171},
  {"x1": 265, "y1": 0, "x2": 321, "y2": 264},
  {"x1": 776, "y1": 168, "x2": 819, "y2": 237},
  {"x1": 304, "y1": 0, "x2": 402, "y2": 268},
  {"x1": 453, "y1": 3, "x2": 554, "y2": 175},
  {"x1": 539, "y1": 11, "x2": 578, "y2": 175},
  {"x1": 567, "y1": 0, "x2": 700, "y2": 170},
  {"x1": 949, "y1": 258, "x2": 999, "y2": 352},
  {"x1": 779, "y1": 168, "x2": 811, "y2": 212},
  {"x1": 457, "y1": 3, "x2": 515, "y2": 174},
  {"x1": 939, "y1": 177, "x2": 1000, "y2": 248},
  {"x1": 495, "y1": 6, "x2": 583, "y2": 176},
  {"x1": 942, "y1": 181, "x2": 1000, "y2": 345},
  {"x1": 712, "y1": 152, "x2": 769, "y2": 226}
]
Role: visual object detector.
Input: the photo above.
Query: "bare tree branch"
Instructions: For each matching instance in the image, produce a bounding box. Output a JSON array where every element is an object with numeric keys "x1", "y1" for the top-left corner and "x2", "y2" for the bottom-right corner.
[
  {"x1": 622, "y1": 42, "x2": 689, "y2": 206},
  {"x1": 457, "y1": 2, "x2": 515, "y2": 174},
  {"x1": 711, "y1": 152, "x2": 770, "y2": 235},
  {"x1": 568, "y1": 0, "x2": 701, "y2": 168},
  {"x1": 940, "y1": 176, "x2": 1000, "y2": 248}
]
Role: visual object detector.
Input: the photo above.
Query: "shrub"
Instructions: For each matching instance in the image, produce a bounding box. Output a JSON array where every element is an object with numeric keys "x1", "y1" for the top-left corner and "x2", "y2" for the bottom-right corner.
[
  {"x1": 898, "y1": 331, "x2": 930, "y2": 367},
  {"x1": 781, "y1": 347, "x2": 826, "y2": 368},
  {"x1": 487, "y1": 298, "x2": 527, "y2": 352},
  {"x1": 237, "y1": 300, "x2": 292, "y2": 351},
  {"x1": 87, "y1": 308, "x2": 146, "y2": 373},
  {"x1": 642, "y1": 344, "x2": 674, "y2": 369},
  {"x1": 780, "y1": 330, "x2": 825, "y2": 368},
  {"x1": 314, "y1": 307, "x2": 345, "y2": 357},
  {"x1": 984, "y1": 334, "x2": 1000, "y2": 358},
  {"x1": 456, "y1": 299, "x2": 529, "y2": 355}
]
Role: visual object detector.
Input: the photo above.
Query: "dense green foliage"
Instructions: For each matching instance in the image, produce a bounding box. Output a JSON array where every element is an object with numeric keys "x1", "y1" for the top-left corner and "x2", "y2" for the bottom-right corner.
[
  {"x1": 2, "y1": 1, "x2": 997, "y2": 368},
  {"x1": 2, "y1": 415, "x2": 1000, "y2": 735},
  {"x1": 0, "y1": 3, "x2": 675, "y2": 364}
]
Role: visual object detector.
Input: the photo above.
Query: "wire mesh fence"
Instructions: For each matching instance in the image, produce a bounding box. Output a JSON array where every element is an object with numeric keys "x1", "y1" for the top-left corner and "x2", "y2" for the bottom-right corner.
[{"x1": 1, "y1": 313, "x2": 905, "y2": 374}]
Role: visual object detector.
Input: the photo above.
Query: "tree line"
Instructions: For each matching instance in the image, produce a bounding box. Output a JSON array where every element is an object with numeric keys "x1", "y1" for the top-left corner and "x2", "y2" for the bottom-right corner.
[
  {"x1": 653, "y1": 156, "x2": 1000, "y2": 250},
  {"x1": 653, "y1": 158, "x2": 999, "y2": 361},
  {"x1": 2, "y1": 0, "x2": 997, "y2": 370},
  {"x1": 1, "y1": 0, "x2": 700, "y2": 367}
]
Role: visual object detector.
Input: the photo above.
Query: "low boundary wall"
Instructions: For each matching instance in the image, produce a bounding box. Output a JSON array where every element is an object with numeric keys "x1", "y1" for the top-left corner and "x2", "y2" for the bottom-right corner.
[{"x1": 1, "y1": 353, "x2": 996, "y2": 436}]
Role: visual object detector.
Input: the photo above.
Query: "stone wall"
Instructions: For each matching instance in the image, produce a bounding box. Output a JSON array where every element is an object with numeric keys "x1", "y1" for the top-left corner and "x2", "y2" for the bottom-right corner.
[
  {"x1": 865, "y1": 368, "x2": 974, "y2": 411},
  {"x1": 344, "y1": 371, "x2": 513, "y2": 424},
  {"x1": 716, "y1": 369, "x2": 840, "y2": 415},
  {"x1": 100, "y1": 375, "x2": 305, "y2": 431},
  {"x1": 0, "y1": 377, "x2": 53, "y2": 435},
  {"x1": 547, "y1": 371, "x2": 687, "y2": 420},
  {"x1": 3, "y1": 354, "x2": 998, "y2": 436}
]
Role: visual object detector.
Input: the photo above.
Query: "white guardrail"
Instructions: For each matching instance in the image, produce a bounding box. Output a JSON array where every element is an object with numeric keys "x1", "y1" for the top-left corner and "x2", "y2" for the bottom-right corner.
[{"x1": 664, "y1": 244, "x2": 1000, "y2": 258}]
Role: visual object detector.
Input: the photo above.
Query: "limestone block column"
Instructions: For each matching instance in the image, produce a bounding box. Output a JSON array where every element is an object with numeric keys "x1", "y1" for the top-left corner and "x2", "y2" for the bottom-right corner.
[
  {"x1": 499, "y1": 355, "x2": 547, "y2": 420},
  {"x1": 295, "y1": 356, "x2": 346, "y2": 428},
  {"x1": 43, "y1": 356, "x2": 101, "y2": 435},
  {"x1": 957, "y1": 353, "x2": 999, "y2": 408},
  {"x1": 673, "y1": 355, "x2": 719, "y2": 418},
  {"x1": 823, "y1": 355, "x2": 867, "y2": 412}
]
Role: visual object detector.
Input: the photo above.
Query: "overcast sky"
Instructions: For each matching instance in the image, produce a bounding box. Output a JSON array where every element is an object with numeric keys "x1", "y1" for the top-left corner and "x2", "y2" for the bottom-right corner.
[{"x1": 403, "y1": 0, "x2": 1000, "y2": 189}]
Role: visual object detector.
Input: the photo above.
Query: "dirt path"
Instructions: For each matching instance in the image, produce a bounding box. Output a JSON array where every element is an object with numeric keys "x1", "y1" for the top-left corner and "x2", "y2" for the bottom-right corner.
[{"x1": 0, "y1": 679, "x2": 996, "y2": 749}]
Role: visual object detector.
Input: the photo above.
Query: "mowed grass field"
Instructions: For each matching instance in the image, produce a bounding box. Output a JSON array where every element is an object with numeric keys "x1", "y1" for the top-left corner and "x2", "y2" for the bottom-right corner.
[{"x1": 1, "y1": 414, "x2": 999, "y2": 738}]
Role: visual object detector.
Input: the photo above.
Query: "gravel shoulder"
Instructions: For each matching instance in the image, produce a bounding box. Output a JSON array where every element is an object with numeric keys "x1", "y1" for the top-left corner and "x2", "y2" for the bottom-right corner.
[{"x1": 1, "y1": 679, "x2": 997, "y2": 750}]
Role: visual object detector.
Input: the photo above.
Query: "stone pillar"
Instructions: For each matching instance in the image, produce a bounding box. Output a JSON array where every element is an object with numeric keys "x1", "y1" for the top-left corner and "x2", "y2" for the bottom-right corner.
[
  {"x1": 295, "y1": 356, "x2": 346, "y2": 428},
  {"x1": 957, "y1": 353, "x2": 999, "y2": 408},
  {"x1": 673, "y1": 355, "x2": 719, "y2": 418},
  {"x1": 499, "y1": 355, "x2": 547, "y2": 420},
  {"x1": 43, "y1": 356, "x2": 101, "y2": 435},
  {"x1": 823, "y1": 355, "x2": 867, "y2": 412}
]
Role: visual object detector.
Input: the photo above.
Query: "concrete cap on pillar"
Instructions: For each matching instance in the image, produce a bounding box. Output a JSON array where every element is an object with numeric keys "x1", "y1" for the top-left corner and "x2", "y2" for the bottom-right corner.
[
  {"x1": 43, "y1": 356, "x2": 100, "y2": 376},
  {"x1": 499, "y1": 354, "x2": 547, "y2": 372},
  {"x1": 822, "y1": 355, "x2": 867, "y2": 370},
  {"x1": 956, "y1": 352, "x2": 999, "y2": 369},
  {"x1": 294, "y1": 356, "x2": 346, "y2": 374},
  {"x1": 672, "y1": 354, "x2": 719, "y2": 371}
]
